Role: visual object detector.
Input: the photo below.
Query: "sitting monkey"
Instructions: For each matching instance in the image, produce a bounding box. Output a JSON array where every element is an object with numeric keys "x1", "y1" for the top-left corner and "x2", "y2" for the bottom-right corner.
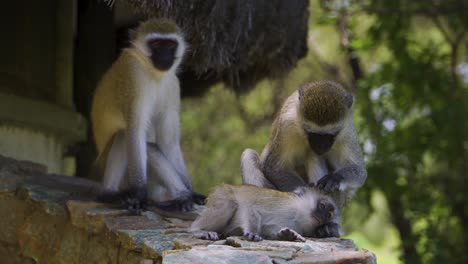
[{"x1": 190, "y1": 184, "x2": 339, "y2": 241}]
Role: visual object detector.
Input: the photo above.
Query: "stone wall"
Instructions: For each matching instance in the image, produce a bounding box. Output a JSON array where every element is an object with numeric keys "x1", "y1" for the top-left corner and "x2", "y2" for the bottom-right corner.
[{"x1": 0, "y1": 155, "x2": 376, "y2": 264}]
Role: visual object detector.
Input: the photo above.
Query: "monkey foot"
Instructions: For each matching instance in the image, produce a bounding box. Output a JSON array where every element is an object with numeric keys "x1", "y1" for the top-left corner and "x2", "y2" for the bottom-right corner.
[
  {"x1": 278, "y1": 228, "x2": 306, "y2": 242},
  {"x1": 96, "y1": 191, "x2": 121, "y2": 204},
  {"x1": 192, "y1": 192, "x2": 207, "y2": 205},
  {"x1": 243, "y1": 232, "x2": 263, "y2": 242},
  {"x1": 314, "y1": 222, "x2": 341, "y2": 238},
  {"x1": 123, "y1": 197, "x2": 147, "y2": 215},
  {"x1": 193, "y1": 231, "x2": 219, "y2": 241},
  {"x1": 96, "y1": 189, "x2": 148, "y2": 215},
  {"x1": 119, "y1": 187, "x2": 148, "y2": 215},
  {"x1": 154, "y1": 194, "x2": 202, "y2": 212}
]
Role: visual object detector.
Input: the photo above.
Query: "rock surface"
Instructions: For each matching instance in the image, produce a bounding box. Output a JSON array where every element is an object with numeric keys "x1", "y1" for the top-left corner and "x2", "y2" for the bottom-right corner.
[{"x1": 0, "y1": 155, "x2": 376, "y2": 264}]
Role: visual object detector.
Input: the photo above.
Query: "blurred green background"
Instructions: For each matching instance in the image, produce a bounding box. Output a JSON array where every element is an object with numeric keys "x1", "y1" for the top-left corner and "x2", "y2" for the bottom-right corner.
[{"x1": 179, "y1": 1, "x2": 467, "y2": 263}]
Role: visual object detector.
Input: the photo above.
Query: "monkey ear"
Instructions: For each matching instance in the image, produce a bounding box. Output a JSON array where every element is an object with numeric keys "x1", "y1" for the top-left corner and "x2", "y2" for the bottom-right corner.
[
  {"x1": 128, "y1": 29, "x2": 137, "y2": 41},
  {"x1": 292, "y1": 186, "x2": 308, "y2": 197},
  {"x1": 298, "y1": 87, "x2": 305, "y2": 100}
]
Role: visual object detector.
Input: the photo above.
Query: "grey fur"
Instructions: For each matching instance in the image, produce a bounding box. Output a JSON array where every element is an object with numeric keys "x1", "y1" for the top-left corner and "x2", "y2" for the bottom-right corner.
[{"x1": 191, "y1": 185, "x2": 339, "y2": 241}]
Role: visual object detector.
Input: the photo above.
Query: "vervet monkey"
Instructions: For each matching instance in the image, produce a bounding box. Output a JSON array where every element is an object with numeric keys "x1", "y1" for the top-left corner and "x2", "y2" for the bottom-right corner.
[
  {"x1": 241, "y1": 80, "x2": 367, "y2": 236},
  {"x1": 91, "y1": 18, "x2": 204, "y2": 214},
  {"x1": 191, "y1": 185, "x2": 339, "y2": 241}
]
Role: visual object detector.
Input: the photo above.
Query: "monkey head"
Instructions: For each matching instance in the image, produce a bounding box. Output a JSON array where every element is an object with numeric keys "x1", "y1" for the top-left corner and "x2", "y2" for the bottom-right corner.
[
  {"x1": 313, "y1": 196, "x2": 337, "y2": 225},
  {"x1": 132, "y1": 18, "x2": 186, "y2": 72},
  {"x1": 298, "y1": 81, "x2": 353, "y2": 155},
  {"x1": 293, "y1": 186, "x2": 337, "y2": 226}
]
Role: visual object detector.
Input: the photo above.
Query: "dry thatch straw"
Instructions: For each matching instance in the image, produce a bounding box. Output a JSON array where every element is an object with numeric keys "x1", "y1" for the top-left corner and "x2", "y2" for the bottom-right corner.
[{"x1": 120, "y1": 0, "x2": 309, "y2": 95}]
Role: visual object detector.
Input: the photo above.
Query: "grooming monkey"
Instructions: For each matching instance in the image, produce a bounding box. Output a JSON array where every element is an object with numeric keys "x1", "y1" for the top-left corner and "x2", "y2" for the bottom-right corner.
[
  {"x1": 191, "y1": 184, "x2": 339, "y2": 241},
  {"x1": 241, "y1": 80, "x2": 367, "y2": 236},
  {"x1": 91, "y1": 18, "x2": 204, "y2": 214}
]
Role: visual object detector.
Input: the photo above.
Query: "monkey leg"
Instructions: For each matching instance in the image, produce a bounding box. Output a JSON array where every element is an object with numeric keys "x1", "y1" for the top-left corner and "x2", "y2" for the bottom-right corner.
[
  {"x1": 240, "y1": 149, "x2": 275, "y2": 189},
  {"x1": 147, "y1": 143, "x2": 205, "y2": 212},
  {"x1": 97, "y1": 131, "x2": 128, "y2": 203},
  {"x1": 237, "y1": 206, "x2": 263, "y2": 241},
  {"x1": 191, "y1": 199, "x2": 237, "y2": 234}
]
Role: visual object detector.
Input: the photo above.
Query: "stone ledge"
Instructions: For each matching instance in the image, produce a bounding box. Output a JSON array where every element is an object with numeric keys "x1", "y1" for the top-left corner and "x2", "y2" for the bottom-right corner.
[{"x1": 0, "y1": 155, "x2": 376, "y2": 264}]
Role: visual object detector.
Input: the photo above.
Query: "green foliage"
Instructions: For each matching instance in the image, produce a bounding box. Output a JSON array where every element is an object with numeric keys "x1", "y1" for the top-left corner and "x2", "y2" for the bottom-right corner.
[{"x1": 348, "y1": 1, "x2": 467, "y2": 263}]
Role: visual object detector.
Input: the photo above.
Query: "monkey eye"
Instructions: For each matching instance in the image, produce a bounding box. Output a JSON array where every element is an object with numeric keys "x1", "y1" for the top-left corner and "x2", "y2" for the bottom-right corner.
[
  {"x1": 148, "y1": 39, "x2": 163, "y2": 48},
  {"x1": 148, "y1": 39, "x2": 177, "y2": 49},
  {"x1": 319, "y1": 202, "x2": 325, "y2": 210}
]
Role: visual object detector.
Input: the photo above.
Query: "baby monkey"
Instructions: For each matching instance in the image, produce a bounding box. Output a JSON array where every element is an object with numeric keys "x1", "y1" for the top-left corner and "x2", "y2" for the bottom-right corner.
[{"x1": 191, "y1": 185, "x2": 338, "y2": 242}]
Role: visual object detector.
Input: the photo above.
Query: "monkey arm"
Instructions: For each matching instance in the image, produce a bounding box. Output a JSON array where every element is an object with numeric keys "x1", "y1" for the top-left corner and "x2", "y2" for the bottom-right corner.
[
  {"x1": 192, "y1": 230, "x2": 220, "y2": 241},
  {"x1": 337, "y1": 127, "x2": 367, "y2": 190},
  {"x1": 334, "y1": 164, "x2": 367, "y2": 190},
  {"x1": 319, "y1": 127, "x2": 367, "y2": 193},
  {"x1": 317, "y1": 163, "x2": 367, "y2": 194},
  {"x1": 314, "y1": 222, "x2": 342, "y2": 238},
  {"x1": 276, "y1": 228, "x2": 306, "y2": 242},
  {"x1": 265, "y1": 168, "x2": 307, "y2": 192},
  {"x1": 262, "y1": 161, "x2": 307, "y2": 192},
  {"x1": 261, "y1": 224, "x2": 306, "y2": 241}
]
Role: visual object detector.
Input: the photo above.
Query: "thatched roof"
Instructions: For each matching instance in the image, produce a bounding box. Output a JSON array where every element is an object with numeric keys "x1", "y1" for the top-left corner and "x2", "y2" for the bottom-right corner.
[{"x1": 123, "y1": 0, "x2": 310, "y2": 96}]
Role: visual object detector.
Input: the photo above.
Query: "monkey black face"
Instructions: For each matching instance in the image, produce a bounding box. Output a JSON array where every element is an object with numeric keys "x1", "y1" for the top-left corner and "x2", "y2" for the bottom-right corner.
[
  {"x1": 147, "y1": 38, "x2": 178, "y2": 71},
  {"x1": 313, "y1": 199, "x2": 336, "y2": 224},
  {"x1": 306, "y1": 132, "x2": 336, "y2": 155}
]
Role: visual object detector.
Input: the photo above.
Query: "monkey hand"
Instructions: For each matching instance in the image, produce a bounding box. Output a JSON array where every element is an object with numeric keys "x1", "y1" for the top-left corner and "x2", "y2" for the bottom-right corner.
[
  {"x1": 123, "y1": 187, "x2": 148, "y2": 215},
  {"x1": 277, "y1": 228, "x2": 306, "y2": 242},
  {"x1": 243, "y1": 231, "x2": 263, "y2": 242},
  {"x1": 316, "y1": 173, "x2": 344, "y2": 193},
  {"x1": 314, "y1": 222, "x2": 341, "y2": 238}
]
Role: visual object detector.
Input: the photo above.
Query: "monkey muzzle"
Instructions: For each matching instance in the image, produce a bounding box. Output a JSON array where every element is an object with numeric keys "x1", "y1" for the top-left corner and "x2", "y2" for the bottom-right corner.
[
  {"x1": 148, "y1": 39, "x2": 178, "y2": 71},
  {"x1": 306, "y1": 132, "x2": 336, "y2": 155},
  {"x1": 312, "y1": 208, "x2": 330, "y2": 225},
  {"x1": 151, "y1": 51, "x2": 175, "y2": 71}
]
